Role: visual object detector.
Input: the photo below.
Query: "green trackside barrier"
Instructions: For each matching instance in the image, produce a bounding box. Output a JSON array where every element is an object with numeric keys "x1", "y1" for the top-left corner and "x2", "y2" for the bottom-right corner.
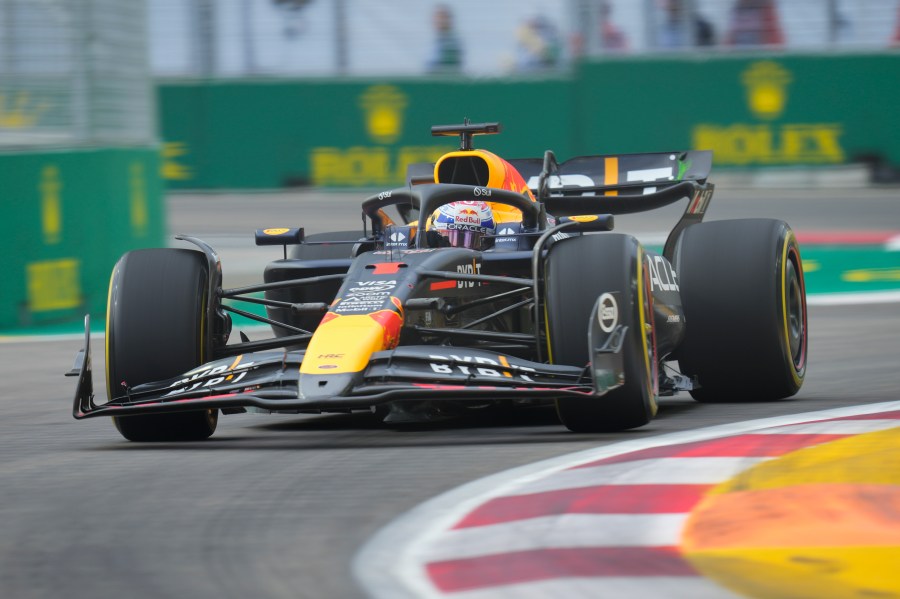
[
  {"x1": 158, "y1": 78, "x2": 574, "y2": 189},
  {"x1": 0, "y1": 147, "x2": 165, "y2": 331},
  {"x1": 573, "y1": 54, "x2": 900, "y2": 170},
  {"x1": 158, "y1": 53, "x2": 899, "y2": 190}
]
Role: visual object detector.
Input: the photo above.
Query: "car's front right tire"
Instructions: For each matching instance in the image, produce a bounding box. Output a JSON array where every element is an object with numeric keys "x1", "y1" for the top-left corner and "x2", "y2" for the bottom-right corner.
[{"x1": 107, "y1": 248, "x2": 218, "y2": 441}]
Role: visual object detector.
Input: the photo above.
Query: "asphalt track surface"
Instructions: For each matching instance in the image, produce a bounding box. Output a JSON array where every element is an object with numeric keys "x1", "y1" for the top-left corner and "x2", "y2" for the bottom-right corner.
[{"x1": 1, "y1": 186, "x2": 899, "y2": 599}]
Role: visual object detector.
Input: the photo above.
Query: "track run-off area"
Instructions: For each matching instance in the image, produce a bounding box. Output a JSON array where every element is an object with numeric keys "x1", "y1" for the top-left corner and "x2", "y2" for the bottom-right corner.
[{"x1": 0, "y1": 186, "x2": 898, "y2": 599}]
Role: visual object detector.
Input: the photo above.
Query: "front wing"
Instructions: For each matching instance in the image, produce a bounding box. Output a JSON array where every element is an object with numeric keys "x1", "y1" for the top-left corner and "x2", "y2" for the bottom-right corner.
[{"x1": 70, "y1": 306, "x2": 627, "y2": 419}]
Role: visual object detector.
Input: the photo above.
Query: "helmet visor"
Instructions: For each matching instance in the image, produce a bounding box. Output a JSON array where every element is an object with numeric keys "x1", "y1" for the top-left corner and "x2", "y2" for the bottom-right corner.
[{"x1": 438, "y1": 228, "x2": 484, "y2": 249}]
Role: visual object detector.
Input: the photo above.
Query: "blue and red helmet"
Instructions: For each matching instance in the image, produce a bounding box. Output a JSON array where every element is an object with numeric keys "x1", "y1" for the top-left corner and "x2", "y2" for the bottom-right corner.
[{"x1": 428, "y1": 201, "x2": 496, "y2": 248}]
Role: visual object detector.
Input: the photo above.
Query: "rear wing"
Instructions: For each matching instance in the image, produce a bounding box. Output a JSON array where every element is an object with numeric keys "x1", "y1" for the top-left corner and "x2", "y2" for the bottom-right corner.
[
  {"x1": 406, "y1": 150, "x2": 712, "y2": 215},
  {"x1": 511, "y1": 150, "x2": 714, "y2": 262},
  {"x1": 506, "y1": 150, "x2": 712, "y2": 216}
]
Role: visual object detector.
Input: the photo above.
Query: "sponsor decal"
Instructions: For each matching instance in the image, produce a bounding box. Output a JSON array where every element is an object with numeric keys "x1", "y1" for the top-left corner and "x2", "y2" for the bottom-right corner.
[
  {"x1": 597, "y1": 293, "x2": 618, "y2": 333},
  {"x1": 334, "y1": 280, "x2": 399, "y2": 314},
  {"x1": 647, "y1": 255, "x2": 679, "y2": 292},
  {"x1": 384, "y1": 228, "x2": 409, "y2": 249},
  {"x1": 310, "y1": 85, "x2": 451, "y2": 186},
  {"x1": 526, "y1": 173, "x2": 594, "y2": 193},
  {"x1": 626, "y1": 166, "x2": 674, "y2": 194},
  {"x1": 456, "y1": 261, "x2": 482, "y2": 288},
  {"x1": 318, "y1": 364, "x2": 338, "y2": 370},
  {"x1": 692, "y1": 61, "x2": 844, "y2": 166},
  {"x1": 263, "y1": 228, "x2": 290, "y2": 235},
  {"x1": 445, "y1": 223, "x2": 492, "y2": 233},
  {"x1": 667, "y1": 314, "x2": 682, "y2": 323},
  {"x1": 311, "y1": 146, "x2": 449, "y2": 187},
  {"x1": 688, "y1": 187, "x2": 714, "y2": 215},
  {"x1": 433, "y1": 201, "x2": 495, "y2": 234},
  {"x1": 569, "y1": 215, "x2": 598, "y2": 223},
  {"x1": 164, "y1": 359, "x2": 254, "y2": 396},
  {"x1": 427, "y1": 353, "x2": 536, "y2": 382},
  {"x1": 473, "y1": 187, "x2": 492, "y2": 197}
]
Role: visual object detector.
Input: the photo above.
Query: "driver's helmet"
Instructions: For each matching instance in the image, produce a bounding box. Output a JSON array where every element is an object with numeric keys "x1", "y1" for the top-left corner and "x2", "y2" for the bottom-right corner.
[{"x1": 427, "y1": 201, "x2": 496, "y2": 249}]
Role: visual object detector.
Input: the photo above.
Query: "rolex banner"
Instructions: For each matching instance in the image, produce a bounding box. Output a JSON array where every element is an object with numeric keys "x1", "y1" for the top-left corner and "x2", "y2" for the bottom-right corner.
[
  {"x1": 574, "y1": 54, "x2": 899, "y2": 172},
  {"x1": 157, "y1": 54, "x2": 900, "y2": 190}
]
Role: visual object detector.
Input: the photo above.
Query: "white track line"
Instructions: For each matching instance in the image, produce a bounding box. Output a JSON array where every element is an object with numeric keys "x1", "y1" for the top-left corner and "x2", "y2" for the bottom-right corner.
[
  {"x1": 503, "y1": 457, "x2": 768, "y2": 494},
  {"x1": 418, "y1": 513, "x2": 689, "y2": 563}
]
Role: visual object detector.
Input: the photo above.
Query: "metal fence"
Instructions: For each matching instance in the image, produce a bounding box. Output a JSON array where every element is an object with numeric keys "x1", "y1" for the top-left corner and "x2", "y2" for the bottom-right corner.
[
  {"x1": 0, "y1": 0, "x2": 154, "y2": 148},
  {"x1": 148, "y1": 0, "x2": 900, "y2": 78}
]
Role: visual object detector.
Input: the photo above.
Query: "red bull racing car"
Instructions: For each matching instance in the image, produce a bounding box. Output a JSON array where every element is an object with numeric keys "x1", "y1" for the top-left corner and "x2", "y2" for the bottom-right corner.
[{"x1": 68, "y1": 121, "x2": 808, "y2": 441}]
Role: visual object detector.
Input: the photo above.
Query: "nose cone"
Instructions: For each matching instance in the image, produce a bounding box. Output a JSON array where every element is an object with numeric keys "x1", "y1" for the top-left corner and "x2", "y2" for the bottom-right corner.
[
  {"x1": 300, "y1": 311, "x2": 402, "y2": 375},
  {"x1": 299, "y1": 371, "x2": 358, "y2": 402},
  {"x1": 298, "y1": 310, "x2": 403, "y2": 404}
]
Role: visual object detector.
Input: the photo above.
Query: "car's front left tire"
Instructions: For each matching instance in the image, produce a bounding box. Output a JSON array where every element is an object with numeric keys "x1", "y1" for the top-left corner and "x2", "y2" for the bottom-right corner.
[{"x1": 544, "y1": 233, "x2": 658, "y2": 432}]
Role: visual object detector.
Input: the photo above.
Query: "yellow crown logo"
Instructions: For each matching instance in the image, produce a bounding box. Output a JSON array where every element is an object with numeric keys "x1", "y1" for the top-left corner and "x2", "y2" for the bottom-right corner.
[
  {"x1": 741, "y1": 62, "x2": 792, "y2": 121},
  {"x1": 0, "y1": 92, "x2": 47, "y2": 128},
  {"x1": 359, "y1": 85, "x2": 408, "y2": 144}
]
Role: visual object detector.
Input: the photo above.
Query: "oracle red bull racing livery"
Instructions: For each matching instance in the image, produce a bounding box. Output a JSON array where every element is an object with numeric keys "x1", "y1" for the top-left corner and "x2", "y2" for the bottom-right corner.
[{"x1": 68, "y1": 121, "x2": 807, "y2": 441}]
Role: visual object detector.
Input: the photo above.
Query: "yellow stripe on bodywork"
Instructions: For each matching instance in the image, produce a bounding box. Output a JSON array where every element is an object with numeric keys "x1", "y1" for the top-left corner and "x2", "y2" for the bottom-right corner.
[
  {"x1": 604, "y1": 156, "x2": 619, "y2": 196},
  {"x1": 498, "y1": 355, "x2": 513, "y2": 377},
  {"x1": 225, "y1": 355, "x2": 243, "y2": 380}
]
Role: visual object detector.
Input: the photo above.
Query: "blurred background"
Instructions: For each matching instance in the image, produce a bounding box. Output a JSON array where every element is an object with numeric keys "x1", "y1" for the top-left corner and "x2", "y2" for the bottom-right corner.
[{"x1": 1, "y1": 0, "x2": 899, "y2": 332}]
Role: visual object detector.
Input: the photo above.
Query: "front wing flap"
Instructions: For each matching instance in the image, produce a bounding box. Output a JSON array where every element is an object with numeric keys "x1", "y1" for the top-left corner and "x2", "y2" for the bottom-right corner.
[{"x1": 71, "y1": 335, "x2": 624, "y2": 420}]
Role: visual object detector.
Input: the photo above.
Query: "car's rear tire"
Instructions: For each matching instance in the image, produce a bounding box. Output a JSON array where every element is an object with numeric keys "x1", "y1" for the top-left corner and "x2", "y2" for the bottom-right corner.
[
  {"x1": 545, "y1": 234, "x2": 658, "y2": 432},
  {"x1": 107, "y1": 248, "x2": 218, "y2": 441},
  {"x1": 674, "y1": 219, "x2": 807, "y2": 402}
]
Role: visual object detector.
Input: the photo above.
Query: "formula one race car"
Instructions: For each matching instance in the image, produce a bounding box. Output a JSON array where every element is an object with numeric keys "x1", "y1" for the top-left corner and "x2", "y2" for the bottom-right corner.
[{"x1": 68, "y1": 121, "x2": 807, "y2": 441}]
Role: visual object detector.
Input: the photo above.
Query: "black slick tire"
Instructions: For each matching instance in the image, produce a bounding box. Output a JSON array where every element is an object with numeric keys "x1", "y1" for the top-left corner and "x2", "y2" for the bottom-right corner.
[
  {"x1": 107, "y1": 248, "x2": 218, "y2": 441},
  {"x1": 674, "y1": 219, "x2": 807, "y2": 402},
  {"x1": 545, "y1": 234, "x2": 658, "y2": 432}
]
